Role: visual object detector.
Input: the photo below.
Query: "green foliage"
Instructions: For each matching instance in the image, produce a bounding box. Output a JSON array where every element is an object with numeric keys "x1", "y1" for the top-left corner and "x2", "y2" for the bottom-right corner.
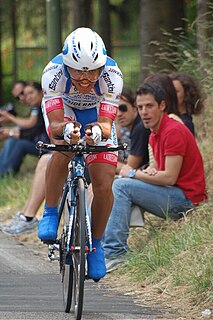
[
  {"x1": 113, "y1": 46, "x2": 140, "y2": 89},
  {"x1": 0, "y1": 155, "x2": 37, "y2": 208},
  {"x1": 146, "y1": 17, "x2": 213, "y2": 94}
]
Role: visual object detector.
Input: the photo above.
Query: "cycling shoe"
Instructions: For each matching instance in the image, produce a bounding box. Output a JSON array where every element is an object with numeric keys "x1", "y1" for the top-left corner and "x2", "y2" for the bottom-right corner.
[
  {"x1": 87, "y1": 237, "x2": 106, "y2": 281},
  {"x1": 38, "y1": 211, "x2": 58, "y2": 241}
]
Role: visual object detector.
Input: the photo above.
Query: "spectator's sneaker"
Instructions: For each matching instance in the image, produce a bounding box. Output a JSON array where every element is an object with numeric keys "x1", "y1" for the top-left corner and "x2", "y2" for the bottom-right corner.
[
  {"x1": 105, "y1": 255, "x2": 126, "y2": 273},
  {"x1": 87, "y1": 238, "x2": 106, "y2": 281},
  {"x1": 2, "y1": 213, "x2": 38, "y2": 236},
  {"x1": 0, "y1": 212, "x2": 23, "y2": 230},
  {"x1": 38, "y1": 211, "x2": 58, "y2": 241}
]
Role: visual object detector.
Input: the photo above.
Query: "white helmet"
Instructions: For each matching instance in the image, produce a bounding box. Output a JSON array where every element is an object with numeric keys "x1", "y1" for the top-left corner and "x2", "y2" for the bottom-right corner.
[{"x1": 62, "y1": 27, "x2": 107, "y2": 71}]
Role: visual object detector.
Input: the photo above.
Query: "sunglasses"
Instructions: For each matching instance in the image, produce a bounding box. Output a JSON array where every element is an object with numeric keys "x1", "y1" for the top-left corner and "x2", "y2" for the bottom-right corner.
[
  {"x1": 118, "y1": 104, "x2": 128, "y2": 112},
  {"x1": 15, "y1": 91, "x2": 24, "y2": 100},
  {"x1": 68, "y1": 67, "x2": 104, "y2": 83}
]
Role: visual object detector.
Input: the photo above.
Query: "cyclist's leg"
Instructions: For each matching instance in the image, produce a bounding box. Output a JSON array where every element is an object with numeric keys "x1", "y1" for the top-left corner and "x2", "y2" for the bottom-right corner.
[
  {"x1": 38, "y1": 104, "x2": 77, "y2": 241},
  {"x1": 89, "y1": 162, "x2": 116, "y2": 238},
  {"x1": 103, "y1": 177, "x2": 194, "y2": 259},
  {"x1": 86, "y1": 161, "x2": 116, "y2": 280},
  {"x1": 38, "y1": 151, "x2": 70, "y2": 241}
]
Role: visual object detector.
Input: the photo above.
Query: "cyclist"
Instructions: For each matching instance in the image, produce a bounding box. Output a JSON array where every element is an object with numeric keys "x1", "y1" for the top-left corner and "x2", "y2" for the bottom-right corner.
[{"x1": 38, "y1": 27, "x2": 123, "y2": 281}]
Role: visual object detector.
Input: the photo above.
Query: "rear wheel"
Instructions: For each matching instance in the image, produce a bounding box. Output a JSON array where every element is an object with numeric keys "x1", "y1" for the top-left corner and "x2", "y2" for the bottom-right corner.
[{"x1": 71, "y1": 178, "x2": 86, "y2": 320}]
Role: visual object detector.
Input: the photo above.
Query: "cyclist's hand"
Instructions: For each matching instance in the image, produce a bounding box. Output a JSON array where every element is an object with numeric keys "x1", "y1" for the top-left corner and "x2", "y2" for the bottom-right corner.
[
  {"x1": 84, "y1": 122, "x2": 103, "y2": 146},
  {"x1": 63, "y1": 122, "x2": 81, "y2": 144}
]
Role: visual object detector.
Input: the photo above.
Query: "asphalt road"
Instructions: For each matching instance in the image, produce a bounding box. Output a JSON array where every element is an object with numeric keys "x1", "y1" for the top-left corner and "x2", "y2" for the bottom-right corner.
[{"x1": 0, "y1": 232, "x2": 176, "y2": 320}]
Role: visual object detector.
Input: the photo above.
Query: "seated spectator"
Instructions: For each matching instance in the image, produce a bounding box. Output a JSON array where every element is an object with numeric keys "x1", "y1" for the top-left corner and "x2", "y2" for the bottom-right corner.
[
  {"x1": 169, "y1": 72, "x2": 205, "y2": 135},
  {"x1": 103, "y1": 82, "x2": 207, "y2": 272},
  {"x1": 0, "y1": 80, "x2": 27, "y2": 158},
  {"x1": 1, "y1": 153, "x2": 51, "y2": 235},
  {"x1": 0, "y1": 80, "x2": 28, "y2": 118},
  {"x1": 0, "y1": 81, "x2": 49, "y2": 176},
  {"x1": 11, "y1": 80, "x2": 28, "y2": 104},
  {"x1": 116, "y1": 85, "x2": 150, "y2": 173}
]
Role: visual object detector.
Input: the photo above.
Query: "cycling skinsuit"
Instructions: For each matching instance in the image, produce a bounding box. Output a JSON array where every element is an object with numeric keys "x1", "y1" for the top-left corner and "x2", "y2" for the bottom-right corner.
[{"x1": 41, "y1": 54, "x2": 123, "y2": 166}]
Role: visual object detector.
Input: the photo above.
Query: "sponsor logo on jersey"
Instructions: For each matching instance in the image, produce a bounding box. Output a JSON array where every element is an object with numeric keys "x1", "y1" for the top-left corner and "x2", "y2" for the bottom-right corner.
[
  {"x1": 104, "y1": 93, "x2": 113, "y2": 98},
  {"x1": 111, "y1": 123, "x2": 118, "y2": 145},
  {"x1": 99, "y1": 103, "x2": 117, "y2": 120},
  {"x1": 108, "y1": 68, "x2": 123, "y2": 79},
  {"x1": 46, "y1": 98, "x2": 63, "y2": 112},
  {"x1": 49, "y1": 69, "x2": 63, "y2": 90},
  {"x1": 103, "y1": 153, "x2": 117, "y2": 163},
  {"x1": 102, "y1": 71, "x2": 115, "y2": 93},
  {"x1": 86, "y1": 154, "x2": 98, "y2": 164},
  {"x1": 43, "y1": 64, "x2": 58, "y2": 75}
]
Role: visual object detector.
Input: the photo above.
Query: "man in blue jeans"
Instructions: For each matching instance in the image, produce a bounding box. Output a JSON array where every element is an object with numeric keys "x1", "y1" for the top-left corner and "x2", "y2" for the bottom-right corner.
[{"x1": 103, "y1": 82, "x2": 207, "y2": 272}]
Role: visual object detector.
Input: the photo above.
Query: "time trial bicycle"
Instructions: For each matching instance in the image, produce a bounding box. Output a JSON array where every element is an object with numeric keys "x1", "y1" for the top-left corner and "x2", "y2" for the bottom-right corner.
[{"x1": 36, "y1": 140, "x2": 127, "y2": 320}]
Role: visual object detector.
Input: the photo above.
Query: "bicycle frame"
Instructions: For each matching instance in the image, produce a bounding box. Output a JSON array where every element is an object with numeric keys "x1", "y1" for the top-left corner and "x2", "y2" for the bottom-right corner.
[{"x1": 61, "y1": 155, "x2": 92, "y2": 255}]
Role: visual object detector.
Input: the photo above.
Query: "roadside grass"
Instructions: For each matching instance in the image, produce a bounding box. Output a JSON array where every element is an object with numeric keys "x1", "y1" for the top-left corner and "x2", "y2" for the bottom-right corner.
[
  {"x1": 108, "y1": 203, "x2": 213, "y2": 319},
  {"x1": 0, "y1": 155, "x2": 37, "y2": 220}
]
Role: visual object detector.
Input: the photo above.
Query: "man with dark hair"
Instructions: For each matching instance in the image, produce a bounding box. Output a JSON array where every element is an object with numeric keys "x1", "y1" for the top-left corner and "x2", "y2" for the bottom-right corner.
[{"x1": 103, "y1": 82, "x2": 207, "y2": 272}]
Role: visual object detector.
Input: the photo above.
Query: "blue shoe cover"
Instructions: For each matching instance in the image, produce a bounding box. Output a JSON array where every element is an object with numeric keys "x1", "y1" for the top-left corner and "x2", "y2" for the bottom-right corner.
[
  {"x1": 87, "y1": 237, "x2": 106, "y2": 280},
  {"x1": 38, "y1": 211, "x2": 58, "y2": 241}
]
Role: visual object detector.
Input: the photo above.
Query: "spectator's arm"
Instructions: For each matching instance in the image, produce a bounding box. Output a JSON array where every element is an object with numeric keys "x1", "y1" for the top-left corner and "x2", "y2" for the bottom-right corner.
[
  {"x1": 120, "y1": 155, "x2": 183, "y2": 186},
  {"x1": 0, "y1": 110, "x2": 37, "y2": 129},
  {"x1": 0, "y1": 127, "x2": 20, "y2": 140},
  {"x1": 136, "y1": 155, "x2": 183, "y2": 185}
]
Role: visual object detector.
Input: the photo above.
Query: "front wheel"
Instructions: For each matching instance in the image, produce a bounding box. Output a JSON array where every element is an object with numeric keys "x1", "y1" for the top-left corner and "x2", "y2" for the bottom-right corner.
[
  {"x1": 63, "y1": 261, "x2": 74, "y2": 312},
  {"x1": 71, "y1": 178, "x2": 86, "y2": 320},
  {"x1": 61, "y1": 191, "x2": 74, "y2": 312}
]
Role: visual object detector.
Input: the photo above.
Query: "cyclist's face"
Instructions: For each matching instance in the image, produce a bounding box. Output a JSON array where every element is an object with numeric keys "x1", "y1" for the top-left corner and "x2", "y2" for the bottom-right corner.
[{"x1": 67, "y1": 67, "x2": 103, "y2": 94}]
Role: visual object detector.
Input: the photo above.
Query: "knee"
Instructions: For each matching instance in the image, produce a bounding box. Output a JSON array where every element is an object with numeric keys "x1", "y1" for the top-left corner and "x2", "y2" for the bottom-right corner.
[{"x1": 93, "y1": 179, "x2": 112, "y2": 197}]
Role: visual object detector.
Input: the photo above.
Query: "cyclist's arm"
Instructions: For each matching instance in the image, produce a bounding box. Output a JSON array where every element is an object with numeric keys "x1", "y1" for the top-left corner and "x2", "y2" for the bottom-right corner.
[
  {"x1": 97, "y1": 115, "x2": 113, "y2": 139},
  {"x1": 46, "y1": 108, "x2": 69, "y2": 139}
]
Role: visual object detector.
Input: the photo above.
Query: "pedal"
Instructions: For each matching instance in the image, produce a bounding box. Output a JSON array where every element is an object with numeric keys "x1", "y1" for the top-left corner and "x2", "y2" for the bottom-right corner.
[
  {"x1": 48, "y1": 243, "x2": 60, "y2": 262},
  {"x1": 42, "y1": 239, "x2": 56, "y2": 245}
]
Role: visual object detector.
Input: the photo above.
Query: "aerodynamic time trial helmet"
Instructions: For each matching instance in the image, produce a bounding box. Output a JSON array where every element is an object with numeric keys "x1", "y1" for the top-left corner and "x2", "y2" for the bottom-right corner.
[{"x1": 62, "y1": 27, "x2": 107, "y2": 71}]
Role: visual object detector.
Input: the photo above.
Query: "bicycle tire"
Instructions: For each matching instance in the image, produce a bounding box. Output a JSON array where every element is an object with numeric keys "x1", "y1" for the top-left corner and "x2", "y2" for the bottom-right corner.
[
  {"x1": 62, "y1": 191, "x2": 74, "y2": 313},
  {"x1": 71, "y1": 178, "x2": 86, "y2": 320}
]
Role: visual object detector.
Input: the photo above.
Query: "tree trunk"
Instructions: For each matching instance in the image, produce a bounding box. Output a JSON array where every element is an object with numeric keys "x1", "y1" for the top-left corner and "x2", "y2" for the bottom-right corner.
[
  {"x1": 98, "y1": 0, "x2": 111, "y2": 56},
  {"x1": 72, "y1": 0, "x2": 93, "y2": 29},
  {"x1": 140, "y1": 0, "x2": 185, "y2": 81}
]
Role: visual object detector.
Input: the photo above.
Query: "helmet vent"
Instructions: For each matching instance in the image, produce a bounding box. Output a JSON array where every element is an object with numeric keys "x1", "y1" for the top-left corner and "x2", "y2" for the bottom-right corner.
[
  {"x1": 91, "y1": 42, "x2": 93, "y2": 50},
  {"x1": 94, "y1": 53, "x2": 98, "y2": 61},
  {"x1": 72, "y1": 53, "x2": 78, "y2": 62},
  {"x1": 78, "y1": 42, "x2": 81, "y2": 51}
]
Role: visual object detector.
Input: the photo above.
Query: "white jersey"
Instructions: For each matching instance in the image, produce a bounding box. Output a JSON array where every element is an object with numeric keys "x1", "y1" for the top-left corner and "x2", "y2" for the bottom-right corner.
[
  {"x1": 42, "y1": 54, "x2": 123, "y2": 116},
  {"x1": 41, "y1": 54, "x2": 123, "y2": 165}
]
